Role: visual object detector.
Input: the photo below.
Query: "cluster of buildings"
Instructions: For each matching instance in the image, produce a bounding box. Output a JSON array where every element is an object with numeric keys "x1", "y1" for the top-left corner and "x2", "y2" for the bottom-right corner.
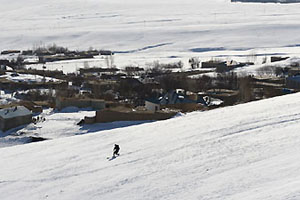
[
  {"x1": 0, "y1": 87, "x2": 223, "y2": 132},
  {"x1": 0, "y1": 47, "x2": 113, "y2": 71},
  {"x1": 1, "y1": 46, "x2": 300, "y2": 134}
]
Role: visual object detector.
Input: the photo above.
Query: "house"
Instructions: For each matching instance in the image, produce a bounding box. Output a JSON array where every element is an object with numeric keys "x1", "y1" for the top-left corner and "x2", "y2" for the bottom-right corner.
[
  {"x1": 91, "y1": 109, "x2": 177, "y2": 123},
  {"x1": 120, "y1": 77, "x2": 143, "y2": 87},
  {"x1": 286, "y1": 76, "x2": 300, "y2": 89},
  {"x1": 79, "y1": 67, "x2": 119, "y2": 76},
  {"x1": 159, "y1": 89, "x2": 196, "y2": 105},
  {"x1": 0, "y1": 60, "x2": 10, "y2": 70},
  {"x1": 155, "y1": 89, "x2": 209, "y2": 112},
  {"x1": 124, "y1": 66, "x2": 144, "y2": 76},
  {"x1": 145, "y1": 99, "x2": 160, "y2": 112},
  {"x1": 188, "y1": 57, "x2": 200, "y2": 69},
  {"x1": 158, "y1": 89, "x2": 224, "y2": 108},
  {"x1": 22, "y1": 50, "x2": 33, "y2": 55},
  {"x1": 1, "y1": 50, "x2": 21, "y2": 55},
  {"x1": 201, "y1": 60, "x2": 227, "y2": 69},
  {"x1": 288, "y1": 67, "x2": 300, "y2": 77},
  {"x1": 205, "y1": 89, "x2": 237, "y2": 106},
  {"x1": 0, "y1": 106, "x2": 32, "y2": 132},
  {"x1": 99, "y1": 50, "x2": 114, "y2": 56},
  {"x1": 271, "y1": 56, "x2": 289, "y2": 63}
]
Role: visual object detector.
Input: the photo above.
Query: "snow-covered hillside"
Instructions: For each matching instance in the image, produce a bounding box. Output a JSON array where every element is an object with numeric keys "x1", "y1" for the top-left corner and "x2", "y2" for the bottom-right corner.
[
  {"x1": 2, "y1": 0, "x2": 300, "y2": 67},
  {"x1": 1, "y1": 93, "x2": 300, "y2": 199}
]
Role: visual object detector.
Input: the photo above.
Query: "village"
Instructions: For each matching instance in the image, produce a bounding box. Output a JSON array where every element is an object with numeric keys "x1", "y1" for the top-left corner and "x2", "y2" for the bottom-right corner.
[
  {"x1": 1, "y1": 44, "x2": 300, "y2": 142},
  {"x1": 4, "y1": 0, "x2": 300, "y2": 198}
]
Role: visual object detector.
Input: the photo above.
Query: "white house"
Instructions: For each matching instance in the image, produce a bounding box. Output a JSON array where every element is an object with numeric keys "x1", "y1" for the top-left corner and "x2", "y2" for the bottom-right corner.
[
  {"x1": 145, "y1": 99, "x2": 160, "y2": 112},
  {"x1": 0, "y1": 106, "x2": 32, "y2": 132}
]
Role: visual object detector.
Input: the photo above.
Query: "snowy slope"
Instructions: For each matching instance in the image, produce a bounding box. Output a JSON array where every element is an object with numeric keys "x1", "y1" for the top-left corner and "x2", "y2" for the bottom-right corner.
[
  {"x1": 2, "y1": 0, "x2": 300, "y2": 67},
  {"x1": 1, "y1": 93, "x2": 300, "y2": 199}
]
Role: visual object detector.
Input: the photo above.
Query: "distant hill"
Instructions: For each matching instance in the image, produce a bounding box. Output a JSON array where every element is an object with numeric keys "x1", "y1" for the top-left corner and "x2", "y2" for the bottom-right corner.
[{"x1": 232, "y1": 0, "x2": 300, "y2": 3}]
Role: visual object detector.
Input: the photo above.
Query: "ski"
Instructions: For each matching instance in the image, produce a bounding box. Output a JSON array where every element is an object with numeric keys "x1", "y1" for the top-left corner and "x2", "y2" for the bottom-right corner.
[{"x1": 107, "y1": 155, "x2": 119, "y2": 161}]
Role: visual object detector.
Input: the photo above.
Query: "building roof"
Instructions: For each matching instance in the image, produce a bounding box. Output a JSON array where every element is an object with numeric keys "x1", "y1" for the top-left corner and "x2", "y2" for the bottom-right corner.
[
  {"x1": 145, "y1": 98, "x2": 160, "y2": 105},
  {"x1": 0, "y1": 59, "x2": 9, "y2": 65},
  {"x1": 287, "y1": 76, "x2": 300, "y2": 82},
  {"x1": 0, "y1": 106, "x2": 32, "y2": 119},
  {"x1": 159, "y1": 90, "x2": 196, "y2": 105}
]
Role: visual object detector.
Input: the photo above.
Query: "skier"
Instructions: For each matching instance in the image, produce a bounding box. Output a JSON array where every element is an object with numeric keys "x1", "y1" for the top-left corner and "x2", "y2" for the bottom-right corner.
[{"x1": 113, "y1": 144, "x2": 120, "y2": 157}]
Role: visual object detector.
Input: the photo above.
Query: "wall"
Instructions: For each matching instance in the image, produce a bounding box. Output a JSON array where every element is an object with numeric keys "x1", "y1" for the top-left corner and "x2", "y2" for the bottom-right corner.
[
  {"x1": 84, "y1": 116, "x2": 96, "y2": 124},
  {"x1": 202, "y1": 61, "x2": 226, "y2": 68},
  {"x1": 209, "y1": 94, "x2": 238, "y2": 106},
  {"x1": 0, "y1": 114, "x2": 32, "y2": 131},
  {"x1": 0, "y1": 80, "x2": 67, "y2": 91},
  {"x1": 145, "y1": 101, "x2": 160, "y2": 112},
  {"x1": 95, "y1": 109, "x2": 177, "y2": 123},
  {"x1": 286, "y1": 77, "x2": 300, "y2": 89},
  {"x1": 56, "y1": 98, "x2": 106, "y2": 110},
  {"x1": 161, "y1": 103, "x2": 206, "y2": 112}
]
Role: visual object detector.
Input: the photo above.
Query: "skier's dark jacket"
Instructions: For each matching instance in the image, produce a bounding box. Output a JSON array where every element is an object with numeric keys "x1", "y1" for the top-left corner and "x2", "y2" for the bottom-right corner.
[{"x1": 114, "y1": 144, "x2": 120, "y2": 154}]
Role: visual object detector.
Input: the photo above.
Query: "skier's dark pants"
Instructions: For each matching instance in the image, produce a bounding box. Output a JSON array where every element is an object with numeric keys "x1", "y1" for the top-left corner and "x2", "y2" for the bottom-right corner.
[{"x1": 113, "y1": 150, "x2": 119, "y2": 156}]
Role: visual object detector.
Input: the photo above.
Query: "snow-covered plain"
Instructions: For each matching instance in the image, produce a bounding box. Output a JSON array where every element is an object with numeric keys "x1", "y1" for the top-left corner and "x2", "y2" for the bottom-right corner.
[
  {"x1": 25, "y1": 56, "x2": 108, "y2": 74},
  {"x1": 0, "y1": 107, "x2": 95, "y2": 148},
  {"x1": 1, "y1": 93, "x2": 300, "y2": 199},
  {"x1": 0, "y1": 72, "x2": 61, "y2": 83},
  {"x1": 2, "y1": 1, "x2": 300, "y2": 198},
  {"x1": 2, "y1": 0, "x2": 300, "y2": 68},
  {"x1": 0, "y1": 90, "x2": 18, "y2": 105}
]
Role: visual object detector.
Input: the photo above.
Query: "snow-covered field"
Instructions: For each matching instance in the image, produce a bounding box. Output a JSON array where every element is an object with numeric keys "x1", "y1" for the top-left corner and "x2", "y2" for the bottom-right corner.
[
  {"x1": 25, "y1": 56, "x2": 108, "y2": 74},
  {"x1": 1, "y1": 0, "x2": 300, "y2": 68},
  {"x1": 0, "y1": 90, "x2": 18, "y2": 105},
  {"x1": 0, "y1": 72, "x2": 61, "y2": 83},
  {"x1": 0, "y1": 107, "x2": 152, "y2": 148},
  {"x1": 2, "y1": 1, "x2": 300, "y2": 198},
  {"x1": 1, "y1": 92, "x2": 300, "y2": 199},
  {"x1": 0, "y1": 107, "x2": 95, "y2": 148}
]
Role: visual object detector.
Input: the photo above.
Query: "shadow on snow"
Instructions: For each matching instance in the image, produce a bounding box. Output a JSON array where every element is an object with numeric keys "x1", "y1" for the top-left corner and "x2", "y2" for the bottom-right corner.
[{"x1": 78, "y1": 120, "x2": 155, "y2": 134}]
